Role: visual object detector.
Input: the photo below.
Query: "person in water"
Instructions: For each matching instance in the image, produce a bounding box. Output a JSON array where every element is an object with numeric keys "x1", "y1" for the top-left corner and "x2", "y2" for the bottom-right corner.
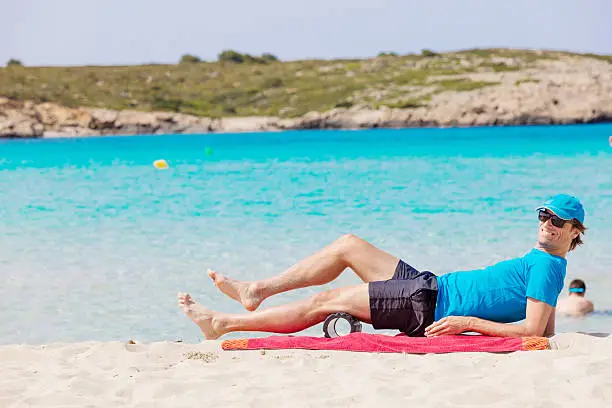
[
  {"x1": 556, "y1": 279, "x2": 594, "y2": 317},
  {"x1": 178, "y1": 194, "x2": 586, "y2": 339}
]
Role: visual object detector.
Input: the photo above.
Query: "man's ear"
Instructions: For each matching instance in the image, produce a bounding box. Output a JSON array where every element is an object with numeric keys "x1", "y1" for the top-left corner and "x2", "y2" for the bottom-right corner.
[{"x1": 571, "y1": 227, "x2": 580, "y2": 239}]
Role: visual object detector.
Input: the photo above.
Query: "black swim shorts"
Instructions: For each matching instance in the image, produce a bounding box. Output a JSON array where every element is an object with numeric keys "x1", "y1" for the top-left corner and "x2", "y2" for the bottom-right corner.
[{"x1": 368, "y1": 260, "x2": 438, "y2": 337}]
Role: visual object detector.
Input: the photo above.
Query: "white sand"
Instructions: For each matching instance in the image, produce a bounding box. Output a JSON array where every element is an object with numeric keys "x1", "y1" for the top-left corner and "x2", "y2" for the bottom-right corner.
[{"x1": 2, "y1": 333, "x2": 611, "y2": 407}]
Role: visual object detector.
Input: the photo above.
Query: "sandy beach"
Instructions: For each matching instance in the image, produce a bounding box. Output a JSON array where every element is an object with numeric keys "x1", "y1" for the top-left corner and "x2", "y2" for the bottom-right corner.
[{"x1": 1, "y1": 332, "x2": 611, "y2": 407}]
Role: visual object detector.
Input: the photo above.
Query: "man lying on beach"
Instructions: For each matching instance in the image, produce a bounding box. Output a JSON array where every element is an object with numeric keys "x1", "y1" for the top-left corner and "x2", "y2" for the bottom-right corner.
[
  {"x1": 556, "y1": 279, "x2": 594, "y2": 317},
  {"x1": 178, "y1": 194, "x2": 586, "y2": 340}
]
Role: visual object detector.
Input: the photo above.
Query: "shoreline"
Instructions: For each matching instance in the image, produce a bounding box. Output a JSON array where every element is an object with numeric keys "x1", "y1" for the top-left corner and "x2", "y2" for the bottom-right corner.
[
  {"x1": 2, "y1": 120, "x2": 612, "y2": 142},
  {"x1": 1, "y1": 98, "x2": 611, "y2": 140}
]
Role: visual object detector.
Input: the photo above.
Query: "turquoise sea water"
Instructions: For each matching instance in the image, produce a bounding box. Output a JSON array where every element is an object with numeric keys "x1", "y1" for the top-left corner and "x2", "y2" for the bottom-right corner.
[{"x1": 1, "y1": 125, "x2": 612, "y2": 345}]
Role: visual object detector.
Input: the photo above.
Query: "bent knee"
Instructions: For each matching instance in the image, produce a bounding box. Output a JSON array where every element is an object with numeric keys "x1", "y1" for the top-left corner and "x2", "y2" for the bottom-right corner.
[
  {"x1": 337, "y1": 233, "x2": 362, "y2": 244},
  {"x1": 333, "y1": 234, "x2": 366, "y2": 256}
]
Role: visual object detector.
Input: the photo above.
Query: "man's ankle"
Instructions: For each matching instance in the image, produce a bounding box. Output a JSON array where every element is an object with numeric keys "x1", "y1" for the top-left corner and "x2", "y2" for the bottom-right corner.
[{"x1": 249, "y1": 281, "x2": 265, "y2": 299}]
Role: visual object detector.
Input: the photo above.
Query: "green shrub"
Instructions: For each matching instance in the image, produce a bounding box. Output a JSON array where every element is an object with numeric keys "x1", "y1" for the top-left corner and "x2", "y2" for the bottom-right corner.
[
  {"x1": 7, "y1": 58, "x2": 23, "y2": 67},
  {"x1": 514, "y1": 78, "x2": 540, "y2": 86},
  {"x1": 334, "y1": 100, "x2": 353, "y2": 108},
  {"x1": 421, "y1": 49, "x2": 439, "y2": 58},
  {"x1": 261, "y1": 53, "x2": 279, "y2": 63},
  {"x1": 179, "y1": 54, "x2": 201, "y2": 64},
  {"x1": 244, "y1": 55, "x2": 265, "y2": 64},
  {"x1": 217, "y1": 50, "x2": 279, "y2": 64},
  {"x1": 218, "y1": 50, "x2": 246, "y2": 63}
]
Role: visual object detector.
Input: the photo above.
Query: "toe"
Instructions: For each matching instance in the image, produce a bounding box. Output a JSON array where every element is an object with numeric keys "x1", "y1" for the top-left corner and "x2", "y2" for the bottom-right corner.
[{"x1": 177, "y1": 292, "x2": 192, "y2": 305}]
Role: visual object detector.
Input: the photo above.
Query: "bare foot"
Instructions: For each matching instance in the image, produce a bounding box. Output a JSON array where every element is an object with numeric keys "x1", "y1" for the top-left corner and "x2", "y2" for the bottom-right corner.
[
  {"x1": 177, "y1": 293, "x2": 223, "y2": 340},
  {"x1": 207, "y1": 269, "x2": 263, "y2": 311}
]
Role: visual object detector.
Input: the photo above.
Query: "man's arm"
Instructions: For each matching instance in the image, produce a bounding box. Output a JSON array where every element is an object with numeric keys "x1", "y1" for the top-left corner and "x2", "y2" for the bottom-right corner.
[
  {"x1": 425, "y1": 298, "x2": 554, "y2": 338},
  {"x1": 468, "y1": 298, "x2": 553, "y2": 337}
]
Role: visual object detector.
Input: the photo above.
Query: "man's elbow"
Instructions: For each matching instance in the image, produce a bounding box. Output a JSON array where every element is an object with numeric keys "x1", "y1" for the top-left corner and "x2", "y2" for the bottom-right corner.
[
  {"x1": 523, "y1": 326, "x2": 545, "y2": 337},
  {"x1": 542, "y1": 327, "x2": 555, "y2": 338}
]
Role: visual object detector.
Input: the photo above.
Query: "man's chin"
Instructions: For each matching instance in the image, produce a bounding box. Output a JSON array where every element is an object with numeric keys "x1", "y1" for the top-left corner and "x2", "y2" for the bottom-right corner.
[{"x1": 537, "y1": 239, "x2": 555, "y2": 250}]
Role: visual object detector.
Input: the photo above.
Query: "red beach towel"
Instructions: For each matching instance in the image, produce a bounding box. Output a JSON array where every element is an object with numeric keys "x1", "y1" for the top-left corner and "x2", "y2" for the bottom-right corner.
[{"x1": 221, "y1": 332, "x2": 549, "y2": 353}]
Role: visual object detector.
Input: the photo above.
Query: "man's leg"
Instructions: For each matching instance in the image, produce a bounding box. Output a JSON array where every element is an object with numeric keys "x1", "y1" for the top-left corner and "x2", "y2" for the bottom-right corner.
[
  {"x1": 208, "y1": 234, "x2": 399, "y2": 311},
  {"x1": 178, "y1": 284, "x2": 371, "y2": 339}
]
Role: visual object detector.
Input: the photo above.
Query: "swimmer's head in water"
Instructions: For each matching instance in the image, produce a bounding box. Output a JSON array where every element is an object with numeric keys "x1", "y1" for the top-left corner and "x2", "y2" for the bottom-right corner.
[{"x1": 569, "y1": 278, "x2": 586, "y2": 296}]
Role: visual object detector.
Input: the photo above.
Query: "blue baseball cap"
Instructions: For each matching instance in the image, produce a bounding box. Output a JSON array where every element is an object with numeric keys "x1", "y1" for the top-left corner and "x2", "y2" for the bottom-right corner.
[{"x1": 536, "y1": 194, "x2": 585, "y2": 224}]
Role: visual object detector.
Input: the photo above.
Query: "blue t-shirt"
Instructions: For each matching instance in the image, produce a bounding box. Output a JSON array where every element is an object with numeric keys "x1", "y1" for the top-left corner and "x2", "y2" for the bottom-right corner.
[{"x1": 434, "y1": 248, "x2": 567, "y2": 322}]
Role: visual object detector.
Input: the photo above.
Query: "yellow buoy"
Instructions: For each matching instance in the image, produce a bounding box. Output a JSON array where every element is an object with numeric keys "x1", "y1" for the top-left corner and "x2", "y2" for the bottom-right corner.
[{"x1": 153, "y1": 159, "x2": 169, "y2": 169}]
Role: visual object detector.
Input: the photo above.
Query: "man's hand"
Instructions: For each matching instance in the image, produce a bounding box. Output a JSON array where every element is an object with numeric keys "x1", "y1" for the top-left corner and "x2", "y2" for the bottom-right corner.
[{"x1": 424, "y1": 316, "x2": 472, "y2": 337}]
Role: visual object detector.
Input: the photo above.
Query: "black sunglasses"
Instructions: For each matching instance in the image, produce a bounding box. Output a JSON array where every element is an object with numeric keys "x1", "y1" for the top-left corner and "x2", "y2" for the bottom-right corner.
[{"x1": 538, "y1": 210, "x2": 569, "y2": 228}]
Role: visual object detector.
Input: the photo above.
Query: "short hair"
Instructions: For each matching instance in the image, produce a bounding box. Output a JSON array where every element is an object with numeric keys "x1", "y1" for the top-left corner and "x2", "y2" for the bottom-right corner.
[
  {"x1": 569, "y1": 219, "x2": 587, "y2": 251},
  {"x1": 569, "y1": 279, "x2": 586, "y2": 291}
]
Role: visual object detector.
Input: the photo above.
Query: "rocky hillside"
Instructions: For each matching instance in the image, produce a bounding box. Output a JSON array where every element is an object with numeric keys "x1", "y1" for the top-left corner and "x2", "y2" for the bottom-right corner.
[{"x1": 1, "y1": 49, "x2": 611, "y2": 137}]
